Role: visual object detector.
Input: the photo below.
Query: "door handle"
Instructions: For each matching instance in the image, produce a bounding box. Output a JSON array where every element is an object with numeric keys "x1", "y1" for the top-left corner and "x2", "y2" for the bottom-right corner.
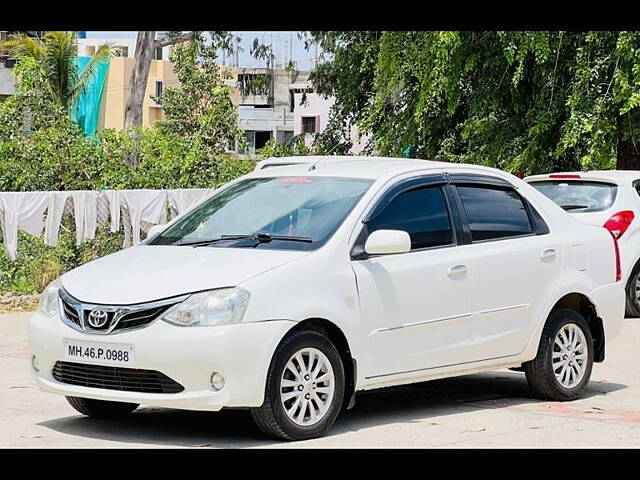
[
  {"x1": 447, "y1": 264, "x2": 467, "y2": 278},
  {"x1": 540, "y1": 248, "x2": 557, "y2": 261}
]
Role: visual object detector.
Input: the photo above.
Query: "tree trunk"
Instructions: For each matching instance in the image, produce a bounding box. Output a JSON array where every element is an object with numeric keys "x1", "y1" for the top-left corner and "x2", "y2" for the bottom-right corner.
[
  {"x1": 124, "y1": 31, "x2": 156, "y2": 131},
  {"x1": 617, "y1": 108, "x2": 640, "y2": 170},
  {"x1": 617, "y1": 137, "x2": 640, "y2": 170}
]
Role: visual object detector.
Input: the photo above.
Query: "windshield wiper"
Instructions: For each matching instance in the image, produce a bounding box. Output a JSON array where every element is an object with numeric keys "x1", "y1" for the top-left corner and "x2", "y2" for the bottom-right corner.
[
  {"x1": 177, "y1": 232, "x2": 312, "y2": 247},
  {"x1": 559, "y1": 204, "x2": 590, "y2": 211}
]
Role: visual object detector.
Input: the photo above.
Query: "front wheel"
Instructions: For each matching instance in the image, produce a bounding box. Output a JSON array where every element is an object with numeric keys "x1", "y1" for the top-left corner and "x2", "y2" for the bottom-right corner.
[
  {"x1": 524, "y1": 308, "x2": 594, "y2": 401},
  {"x1": 65, "y1": 396, "x2": 139, "y2": 418},
  {"x1": 250, "y1": 329, "x2": 345, "y2": 440}
]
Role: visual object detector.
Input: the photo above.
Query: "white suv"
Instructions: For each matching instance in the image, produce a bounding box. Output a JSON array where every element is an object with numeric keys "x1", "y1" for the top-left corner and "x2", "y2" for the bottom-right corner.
[
  {"x1": 525, "y1": 171, "x2": 640, "y2": 317},
  {"x1": 29, "y1": 157, "x2": 624, "y2": 440}
]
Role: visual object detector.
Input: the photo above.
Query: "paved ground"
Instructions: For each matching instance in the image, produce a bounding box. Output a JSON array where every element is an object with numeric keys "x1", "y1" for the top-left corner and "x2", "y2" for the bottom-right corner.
[{"x1": 2, "y1": 312, "x2": 639, "y2": 448}]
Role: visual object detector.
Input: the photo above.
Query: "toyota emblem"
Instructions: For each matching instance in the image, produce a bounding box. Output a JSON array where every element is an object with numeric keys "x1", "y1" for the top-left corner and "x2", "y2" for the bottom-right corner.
[{"x1": 87, "y1": 309, "x2": 109, "y2": 328}]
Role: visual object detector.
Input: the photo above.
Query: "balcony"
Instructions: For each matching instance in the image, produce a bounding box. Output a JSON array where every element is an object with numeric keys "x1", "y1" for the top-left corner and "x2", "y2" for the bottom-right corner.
[{"x1": 238, "y1": 105, "x2": 294, "y2": 132}]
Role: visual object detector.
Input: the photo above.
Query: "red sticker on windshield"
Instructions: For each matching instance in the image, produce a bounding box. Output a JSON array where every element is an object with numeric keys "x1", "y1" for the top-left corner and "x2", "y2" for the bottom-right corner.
[{"x1": 280, "y1": 177, "x2": 313, "y2": 183}]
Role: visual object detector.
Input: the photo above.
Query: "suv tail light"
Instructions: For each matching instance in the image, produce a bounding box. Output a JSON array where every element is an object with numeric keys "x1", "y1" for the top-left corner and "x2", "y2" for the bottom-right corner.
[
  {"x1": 609, "y1": 231, "x2": 622, "y2": 282},
  {"x1": 603, "y1": 210, "x2": 634, "y2": 239}
]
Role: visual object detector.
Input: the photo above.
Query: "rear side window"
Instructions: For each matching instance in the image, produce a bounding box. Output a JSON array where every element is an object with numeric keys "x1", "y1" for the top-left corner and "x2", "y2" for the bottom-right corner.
[
  {"x1": 456, "y1": 186, "x2": 533, "y2": 241},
  {"x1": 367, "y1": 186, "x2": 453, "y2": 250},
  {"x1": 530, "y1": 180, "x2": 617, "y2": 213}
]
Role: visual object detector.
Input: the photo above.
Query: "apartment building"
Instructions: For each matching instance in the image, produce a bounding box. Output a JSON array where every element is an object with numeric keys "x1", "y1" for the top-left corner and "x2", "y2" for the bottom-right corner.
[
  {"x1": 75, "y1": 36, "x2": 178, "y2": 130},
  {"x1": 224, "y1": 67, "x2": 313, "y2": 154}
]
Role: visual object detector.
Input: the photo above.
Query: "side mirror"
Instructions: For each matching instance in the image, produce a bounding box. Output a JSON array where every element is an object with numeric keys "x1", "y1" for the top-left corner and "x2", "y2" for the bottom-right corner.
[
  {"x1": 364, "y1": 229, "x2": 411, "y2": 255},
  {"x1": 147, "y1": 224, "x2": 166, "y2": 239}
]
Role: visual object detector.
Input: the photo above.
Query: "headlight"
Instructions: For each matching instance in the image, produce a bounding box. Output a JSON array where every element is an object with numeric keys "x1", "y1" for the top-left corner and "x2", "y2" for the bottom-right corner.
[
  {"x1": 38, "y1": 279, "x2": 61, "y2": 317},
  {"x1": 161, "y1": 288, "x2": 250, "y2": 327}
]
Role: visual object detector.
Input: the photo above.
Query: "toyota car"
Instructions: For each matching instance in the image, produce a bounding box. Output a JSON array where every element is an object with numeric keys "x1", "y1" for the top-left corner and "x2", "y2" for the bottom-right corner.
[{"x1": 30, "y1": 157, "x2": 625, "y2": 440}]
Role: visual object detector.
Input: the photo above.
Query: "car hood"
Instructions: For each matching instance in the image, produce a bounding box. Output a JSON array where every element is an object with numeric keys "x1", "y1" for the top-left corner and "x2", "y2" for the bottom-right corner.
[{"x1": 60, "y1": 245, "x2": 309, "y2": 305}]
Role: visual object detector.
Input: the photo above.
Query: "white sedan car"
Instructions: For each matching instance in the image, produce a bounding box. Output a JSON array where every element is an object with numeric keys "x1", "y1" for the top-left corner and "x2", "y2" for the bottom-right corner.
[
  {"x1": 30, "y1": 157, "x2": 624, "y2": 440},
  {"x1": 525, "y1": 171, "x2": 640, "y2": 317}
]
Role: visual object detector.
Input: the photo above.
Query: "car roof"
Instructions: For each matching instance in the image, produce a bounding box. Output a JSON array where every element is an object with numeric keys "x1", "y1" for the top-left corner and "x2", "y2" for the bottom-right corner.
[
  {"x1": 525, "y1": 170, "x2": 640, "y2": 186},
  {"x1": 250, "y1": 155, "x2": 513, "y2": 181}
]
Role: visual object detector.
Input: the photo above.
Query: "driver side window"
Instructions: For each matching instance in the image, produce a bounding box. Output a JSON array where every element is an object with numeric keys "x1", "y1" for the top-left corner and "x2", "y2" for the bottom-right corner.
[{"x1": 367, "y1": 186, "x2": 453, "y2": 250}]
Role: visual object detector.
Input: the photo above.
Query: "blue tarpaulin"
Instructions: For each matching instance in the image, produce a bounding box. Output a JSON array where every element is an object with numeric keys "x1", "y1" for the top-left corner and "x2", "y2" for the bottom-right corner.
[{"x1": 70, "y1": 56, "x2": 109, "y2": 136}]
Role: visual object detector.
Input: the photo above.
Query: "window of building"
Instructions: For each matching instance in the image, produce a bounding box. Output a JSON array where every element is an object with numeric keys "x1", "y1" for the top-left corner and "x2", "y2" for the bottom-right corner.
[
  {"x1": 154, "y1": 47, "x2": 163, "y2": 60},
  {"x1": 456, "y1": 185, "x2": 533, "y2": 241},
  {"x1": 114, "y1": 46, "x2": 129, "y2": 57},
  {"x1": 154, "y1": 80, "x2": 163, "y2": 105},
  {"x1": 255, "y1": 131, "x2": 272, "y2": 149},
  {"x1": 367, "y1": 186, "x2": 453, "y2": 250},
  {"x1": 301, "y1": 116, "x2": 318, "y2": 134}
]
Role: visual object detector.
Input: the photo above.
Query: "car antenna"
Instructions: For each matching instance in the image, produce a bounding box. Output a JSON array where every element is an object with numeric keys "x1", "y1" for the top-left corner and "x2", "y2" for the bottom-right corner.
[{"x1": 308, "y1": 162, "x2": 319, "y2": 171}]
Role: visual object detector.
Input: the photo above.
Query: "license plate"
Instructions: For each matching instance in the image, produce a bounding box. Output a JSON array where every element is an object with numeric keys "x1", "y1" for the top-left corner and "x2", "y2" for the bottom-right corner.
[{"x1": 64, "y1": 339, "x2": 135, "y2": 367}]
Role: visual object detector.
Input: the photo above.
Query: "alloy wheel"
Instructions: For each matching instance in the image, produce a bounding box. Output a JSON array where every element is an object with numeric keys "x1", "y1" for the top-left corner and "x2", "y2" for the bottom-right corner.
[
  {"x1": 280, "y1": 347, "x2": 335, "y2": 426},
  {"x1": 552, "y1": 323, "x2": 588, "y2": 389}
]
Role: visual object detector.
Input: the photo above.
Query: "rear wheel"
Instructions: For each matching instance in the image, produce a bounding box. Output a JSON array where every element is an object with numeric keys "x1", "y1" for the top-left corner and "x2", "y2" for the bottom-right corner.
[
  {"x1": 625, "y1": 261, "x2": 640, "y2": 318},
  {"x1": 65, "y1": 396, "x2": 139, "y2": 418},
  {"x1": 524, "y1": 308, "x2": 594, "y2": 401},
  {"x1": 250, "y1": 329, "x2": 345, "y2": 440}
]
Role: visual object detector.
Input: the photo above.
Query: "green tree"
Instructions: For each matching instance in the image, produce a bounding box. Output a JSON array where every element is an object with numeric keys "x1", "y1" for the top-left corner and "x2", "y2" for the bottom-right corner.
[
  {"x1": 304, "y1": 31, "x2": 640, "y2": 174},
  {"x1": 3, "y1": 31, "x2": 112, "y2": 109},
  {"x1": 156, "y1": 35, "x2": 244, "y2": 156}
]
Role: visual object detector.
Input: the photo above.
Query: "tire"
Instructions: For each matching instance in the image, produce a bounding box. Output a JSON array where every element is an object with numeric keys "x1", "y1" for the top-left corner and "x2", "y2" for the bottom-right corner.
[
  {"x1": 625, "y1": 261, "x2": 640, "y2": 318},
  {"x1": 65, "y1": 396, "x2": 139, "y2": 418},
  {"x1": 250, "y1": 329, "x2": 345, "y2": 441},
  {"x1": 524, "y1": 308, "x2": 594, "y2": 401}
]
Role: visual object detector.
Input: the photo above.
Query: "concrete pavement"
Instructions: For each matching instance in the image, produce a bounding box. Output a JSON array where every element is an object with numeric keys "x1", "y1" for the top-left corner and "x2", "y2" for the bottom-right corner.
[{"x1": 2, "y1": 312, "x2": 639, "y2": 448}]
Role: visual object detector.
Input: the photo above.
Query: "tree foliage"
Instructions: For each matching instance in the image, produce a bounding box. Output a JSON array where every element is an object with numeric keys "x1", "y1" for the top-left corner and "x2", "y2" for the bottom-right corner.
[
  {"x1": 157, "y1": 35, "x2": 244, "y2": 155},
  {"x1": 305, "y1": 31, "x2": 640, "y2": 173}
]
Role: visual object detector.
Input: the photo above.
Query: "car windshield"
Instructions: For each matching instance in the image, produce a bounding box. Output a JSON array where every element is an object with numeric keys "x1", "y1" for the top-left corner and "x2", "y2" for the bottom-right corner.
[
  {"x1": 149, "y1": 176, "x2": 373, "y2": 251},
  {"x1": 529, "y1": 180, "x2": 617, "y2": 213}
]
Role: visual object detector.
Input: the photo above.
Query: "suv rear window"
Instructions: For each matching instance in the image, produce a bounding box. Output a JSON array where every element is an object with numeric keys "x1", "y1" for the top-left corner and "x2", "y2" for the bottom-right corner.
[{"x1": 529, "y1": 180, "x2": 617, "y2": 213}]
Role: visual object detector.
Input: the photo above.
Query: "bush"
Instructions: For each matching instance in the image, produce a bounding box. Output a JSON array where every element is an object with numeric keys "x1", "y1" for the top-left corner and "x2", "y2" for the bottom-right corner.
[
  {"x1": 0, "y1": 220, "x2": 126, "y2": 295},
  {"x1": 0, "y1": 108, "x2": 256, "y2": 295}
]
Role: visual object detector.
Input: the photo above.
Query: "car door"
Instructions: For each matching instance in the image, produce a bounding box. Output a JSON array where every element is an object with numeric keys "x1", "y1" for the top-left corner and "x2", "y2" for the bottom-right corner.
[
  {"x1": 449, "y1": 175, "x2": 561, "y2": 361},
  {"x1": 350, "y1": 175, "x2": 475, "y2": 379}
]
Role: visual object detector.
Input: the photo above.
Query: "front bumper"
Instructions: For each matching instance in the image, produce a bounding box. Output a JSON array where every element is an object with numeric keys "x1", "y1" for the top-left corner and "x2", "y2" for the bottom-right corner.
[{"x1": 28, "y1": 311, "x2": 295, "y2": 411}]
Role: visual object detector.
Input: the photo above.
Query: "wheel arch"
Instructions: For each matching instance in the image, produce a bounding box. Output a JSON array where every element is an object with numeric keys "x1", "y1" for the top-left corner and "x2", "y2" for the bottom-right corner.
[
  {"x1": 549, "y1": 292, "x2": 605, "y2": 362},
  {"x1": 286, "y1": 318, "x2": 357, "y2": 410}
]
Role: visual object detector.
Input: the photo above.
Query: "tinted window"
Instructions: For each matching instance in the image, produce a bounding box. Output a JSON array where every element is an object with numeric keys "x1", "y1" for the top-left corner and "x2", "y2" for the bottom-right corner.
[
  {"x1": 367, "y1": 186, "x2": 453, "y2": 250},
  {"x1": 457, "y1": 186, "x2": 532, "y2": 241},
  {"x1": 530, "y1": 180, "x2": 617, "y2": 213}
]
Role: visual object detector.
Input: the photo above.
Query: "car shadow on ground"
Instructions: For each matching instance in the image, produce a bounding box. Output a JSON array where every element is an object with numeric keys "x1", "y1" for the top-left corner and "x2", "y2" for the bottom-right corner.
[{"x1": 37, "y1": 370, "x2": 628, "y2": 448}]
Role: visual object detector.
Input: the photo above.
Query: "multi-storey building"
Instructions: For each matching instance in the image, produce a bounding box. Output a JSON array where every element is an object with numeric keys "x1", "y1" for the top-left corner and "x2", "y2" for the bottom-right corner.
[
  {"x1": 76, "y1": 35, "x2": 178, "y2": 130},
  {"x1": 225, "y1": 67, "x2": 312, "y2": 154}
]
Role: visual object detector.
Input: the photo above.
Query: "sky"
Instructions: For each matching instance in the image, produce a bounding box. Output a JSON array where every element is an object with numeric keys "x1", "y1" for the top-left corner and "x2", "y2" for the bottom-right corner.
[{"x1": 86, "y1": 31, "x2": 320, "y2": 70}]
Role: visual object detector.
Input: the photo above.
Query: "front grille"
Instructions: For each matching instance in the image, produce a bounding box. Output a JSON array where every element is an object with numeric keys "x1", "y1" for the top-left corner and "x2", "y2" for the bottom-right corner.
[
  {"x1": 59, "y1": 290, "x2": 181, "y2": 334},
  {"x1": 61, "y1": 300, "x2": 81, "y2": 327},
  {"x1": 52, "y1": 361, "x2": 184, "y2": 394},
  {"x1": 117, "y1": 305, "x2": 173, "y2": 329}
]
